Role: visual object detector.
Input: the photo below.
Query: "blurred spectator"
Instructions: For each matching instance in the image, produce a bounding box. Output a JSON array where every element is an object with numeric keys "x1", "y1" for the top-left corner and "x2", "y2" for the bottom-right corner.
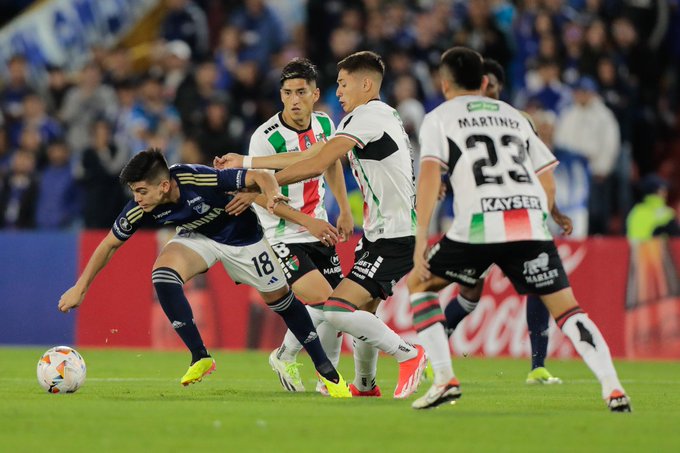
[
  {"x1": 454, "y1": 0, "x2": 513, "y2": 70},
  {"x1": 161, "y1": 0, "x2": 209, "y2": 61},
  {"x1": 16, "y1": 125, "x2": 46, "y2": 170},
  {"x1": 392, "y1": 74, "x2": 425, "y2": 150},
  {"x1": 60, "y1": 63, "x2": 118, "y2": 156},
  {"x1": 195, "y1": 94, "x2": 245, "y2": 164},
  {"x1": 516, "y1": 57, "x2": 572, "y2": 113},
  {"x1": 161, "y1": 40, "x2": 192, "y2": 101},
  {"x1": 112, "y1": 79, "x2": 139, "y2": 159},
  {"x1": 0, "y1": 149, "x2": 38, "y2": 229},
  {"x1": 555, "y1": 76, "x2": 621, "y2": 234},
  {"x1": 0, "y1": 125, "x2": 10, "y2": 173},
  {"x1": 102, "y1": 47, "x2": 135, "y2": 86},
  {"x1": 19, "y1": 92, "x2": 62, "y2": 147},
  {"x1": 229, "y1": 0, "x2": 287, "y2": 74},
  {"x1": 214, "y1": 25, "x2": 243, "y2": 92},
  {"x1": 174, "y1": 61, "x2": 221, "y2": 135},
  {"x1": 580, "y1": 19, "x2": 608, "y2": 78},
  {"x1": 0, "y1": 55, "x2": 35, "y2": 147},
  {"x1": 43, "y1": 65, "x2": 73, "y2": 115},
  {"x1": 35, "y1": 140, "x2": 79, "y2": 229},
  {"x1": 626, "y1": 175, "x2": 680, "y2": 240},
  {"x1": 80, "y1": 120, "x2": 127, "y2": 229},
  {"x1": 129, "y1": 74, "x2": 182, "y2": 161}
]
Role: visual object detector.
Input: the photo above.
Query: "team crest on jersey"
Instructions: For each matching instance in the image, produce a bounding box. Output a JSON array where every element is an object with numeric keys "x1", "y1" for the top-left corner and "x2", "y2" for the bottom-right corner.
[
  {"x1": 193, "y1": 203, "x2": 211, "y2": 214},
  {"x1": 118, "y1": 217, "x2": 132, "y2": 232},
  {"x1": 303, "y1": 135, "x2": 312, "y2": 149},
  {"x1": 286, "y1": 255, "x2": 300, "y2": 272}
]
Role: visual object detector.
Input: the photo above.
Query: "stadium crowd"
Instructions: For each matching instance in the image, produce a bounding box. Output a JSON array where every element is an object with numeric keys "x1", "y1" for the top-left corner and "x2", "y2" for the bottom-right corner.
[{"x1": 0, "y1": 0, "x2": 678, "y2": 236}]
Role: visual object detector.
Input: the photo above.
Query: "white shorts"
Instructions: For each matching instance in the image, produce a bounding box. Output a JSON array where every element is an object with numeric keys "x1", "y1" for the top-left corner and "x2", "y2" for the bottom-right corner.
[{"x1": 169, "y1": 231, "x2": 288, "y2": 293}]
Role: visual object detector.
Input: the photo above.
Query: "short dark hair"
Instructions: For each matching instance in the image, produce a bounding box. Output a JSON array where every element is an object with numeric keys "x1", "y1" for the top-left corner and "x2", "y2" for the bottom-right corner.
[
  {"x1": 337, "y1": 51, "x2": 385, "y2": 78},
  {"x1": 483, "y1": 58, "x2": 505, "y2": 87},
  {"x1": 119, "y1": 149, "x2": 169, "y2": 185},
  {"x1": 440, "y1": 47, "x2": 484, "y2": 90},
  {"x1": 280, "y1": 58, "x2": 318, "y2": 86}
]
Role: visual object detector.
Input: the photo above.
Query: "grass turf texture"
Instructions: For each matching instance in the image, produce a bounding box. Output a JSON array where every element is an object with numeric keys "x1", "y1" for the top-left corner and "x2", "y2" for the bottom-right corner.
[{"x1": 1, "y1": 347, "x2": 678, "y2": 452}]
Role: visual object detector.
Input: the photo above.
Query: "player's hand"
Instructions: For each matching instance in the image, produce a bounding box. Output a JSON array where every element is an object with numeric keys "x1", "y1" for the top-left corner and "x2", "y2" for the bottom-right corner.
[
  {"x1": 264, "y1": 191, "x2": 289, "y2": 214},
  {"x1": 412, "y1": 239, "x2": 431, "y2": 282},
  {"x1": 213, "y1": 153, "x2": 243, "y2": 169},
  {"x1": 438, "y1": 182, "x2": 447, "y2": 201},
  {"x1": 58, "y1": 286, "x2": 85, "y2": 313},
  {"x1": 336, "y1": 211, "x2": 354, "y2": 242},
  {"x1": 306, "y1": 218, "x2": 340, "y2": 246},
  {"x1": 226, "y1": 191, "x2": 259, "y2": 216},
  {"x1": 552, "y1": 211, "x2": 573, "y2": 236}
]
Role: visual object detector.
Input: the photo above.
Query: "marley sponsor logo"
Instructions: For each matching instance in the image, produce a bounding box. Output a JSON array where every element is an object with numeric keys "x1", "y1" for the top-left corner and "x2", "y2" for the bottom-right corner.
[
  {"x1": 523, "y1": 252, "x2": 559, "y2": 287},
  {"x1": 481, "y1": 196, "x2": 541, "y2": 212}
]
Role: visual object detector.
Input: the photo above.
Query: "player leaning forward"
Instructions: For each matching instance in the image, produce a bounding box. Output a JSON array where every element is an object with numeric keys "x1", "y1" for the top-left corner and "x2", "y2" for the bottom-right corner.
[
  {"x1": 57, "y1": 149, "x2": 351, "y2": 397},
  {"x1": 224, "y1": 51, "x2": 427, "y2": 398},
  {"x1": 408, "y1": 47, "x2": 631, "y2": 411}
]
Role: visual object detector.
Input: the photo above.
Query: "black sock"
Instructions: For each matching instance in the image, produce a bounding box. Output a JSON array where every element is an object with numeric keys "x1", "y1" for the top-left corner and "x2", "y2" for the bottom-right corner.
[
  {"x1": 152, "y1": 267, "x2": 210, "y2": 364},
  {"x1": 527, "y1": 295, "x2": 550, "y2": 369},
  {"x1": 444, "y1": 295, "x2": 477, "y2": 334},
  {"x1": 268, "y1": 291, "x2": 339, "y2": 383}
]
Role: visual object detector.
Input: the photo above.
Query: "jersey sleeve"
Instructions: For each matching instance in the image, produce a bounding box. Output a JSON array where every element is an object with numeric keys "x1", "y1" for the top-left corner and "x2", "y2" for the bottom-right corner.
[
  {"x1": 418, "y1": 113, "x2": 449, "y2": 169},
  {"x1": 111, "y1": 200, "x2": 147, "y2": 241},
  {"x1": 173, "y1": 164, "x2": 248, "y2": 191},
  {"x1": 521, "y1": 116, "x2": 558, "y2": 175},
  {"x1": 335, "y1": 108, "x2": 380, "y2": 148},
  {"x1": 248, "y1": 127, "x2": 275, "y2": 157}
]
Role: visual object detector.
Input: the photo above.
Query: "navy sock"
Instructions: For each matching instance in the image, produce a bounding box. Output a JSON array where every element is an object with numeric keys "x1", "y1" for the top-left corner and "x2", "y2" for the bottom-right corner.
[
  {"x1": 152, "y1": 267, "x2": 209, "y2": 364},
  {"x1": 444, "y1": 295, "x2": 478, "y2": 334},
  {"x1": 268, "y1": 290, "x2": 339, "y2": 383},
  {"x1": 526, "y1": 295, "x2": 550, "y2": 369}
]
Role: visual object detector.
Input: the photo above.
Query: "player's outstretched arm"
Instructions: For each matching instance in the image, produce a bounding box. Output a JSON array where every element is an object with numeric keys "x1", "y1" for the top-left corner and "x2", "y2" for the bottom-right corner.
[
  {"x1": 324, "y1": 159, "x2": 353, "y2": 241},
  {"x1": 244, "y1": 169, "x2": 289, "y2": 213},
  {"x1": 413, "y1": 160, "x2": 443, "y2": 282},
  {"x1": 274, "y1": 137, "x2": 353, "y2": 187},
  {"x1": 537, "y1": 169, "x2": 556, "y2": 212},
  {"x1": 214, "y1": 142, "x2": 326, "y2": 170},
  {"x1": 58, "y1": 232, "x2": 124, "y2": 313}
]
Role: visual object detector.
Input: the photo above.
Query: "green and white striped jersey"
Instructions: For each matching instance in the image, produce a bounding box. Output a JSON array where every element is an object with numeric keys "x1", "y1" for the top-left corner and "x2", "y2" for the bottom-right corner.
[
  {"x1": 248, "y1": 111, "x2": 335, "y2": 243},
  {"x1": 335, "y1": 100, "x2": 416, "y2": 242},
  {"x1": 419, "y1": 95, "x2": 558, "y2": 244}
]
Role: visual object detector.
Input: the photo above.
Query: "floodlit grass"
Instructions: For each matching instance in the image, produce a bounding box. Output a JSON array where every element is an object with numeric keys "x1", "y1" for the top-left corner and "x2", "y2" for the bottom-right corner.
[{"x1": 1, "y1": 347, "x2": 678, "y2": 452}]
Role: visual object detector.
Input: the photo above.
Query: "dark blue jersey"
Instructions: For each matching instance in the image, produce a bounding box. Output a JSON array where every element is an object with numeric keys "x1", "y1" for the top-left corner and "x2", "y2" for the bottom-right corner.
[{"x1": 112, "y1": 164, "x2": 263, "y2": 246}]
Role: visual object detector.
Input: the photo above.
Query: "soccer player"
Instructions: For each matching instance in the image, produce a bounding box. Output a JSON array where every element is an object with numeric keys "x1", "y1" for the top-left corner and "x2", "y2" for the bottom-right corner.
[
  {"x1": 442, "y1": 58, "x2": 572, "y2": 385},
  {"x1": 218, "y1": 51, "x2": 426, "y2": 399},
  {"x1": 407, "y1": 47, "x2": 630, "y2": 411},
  {"x1": 57, "y1": 149, "x2": 351, "y2": 397},
  {"x1": 226, "y1": 58, "x2": 354, "y2": 395}
]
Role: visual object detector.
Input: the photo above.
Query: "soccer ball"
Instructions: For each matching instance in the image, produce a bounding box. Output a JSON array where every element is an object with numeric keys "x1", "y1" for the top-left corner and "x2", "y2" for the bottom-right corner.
[{"x1": 36, "y1": 346, "x2": 87, "y2": 393}]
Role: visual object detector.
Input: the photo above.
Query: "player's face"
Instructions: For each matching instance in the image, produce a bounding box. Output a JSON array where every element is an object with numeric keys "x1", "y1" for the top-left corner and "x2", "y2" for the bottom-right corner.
[
  {"x1": 484, "y1": 73, "x2": 502, "y2": 100},
  {"x1": 336, "y1": 69, "x2": 362, "y2": 113},
  {"x1": 129, "y1": 179, "x2": 170, "y2": 212},
  {"x1": 280, "y1": 79, "x2": 319, "y2": 124}
]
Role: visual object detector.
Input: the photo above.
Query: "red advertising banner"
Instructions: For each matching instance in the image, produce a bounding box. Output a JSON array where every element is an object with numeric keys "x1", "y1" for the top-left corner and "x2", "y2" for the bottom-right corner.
[{"x1": 74, "y1": 232, "x2": 679, "y2": 359}]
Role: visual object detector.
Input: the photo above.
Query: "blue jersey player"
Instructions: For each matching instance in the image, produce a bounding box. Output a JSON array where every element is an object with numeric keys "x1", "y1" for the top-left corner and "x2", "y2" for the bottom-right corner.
[{"x1": 58, "y1": 149, "x2": 351, "y2": 397}]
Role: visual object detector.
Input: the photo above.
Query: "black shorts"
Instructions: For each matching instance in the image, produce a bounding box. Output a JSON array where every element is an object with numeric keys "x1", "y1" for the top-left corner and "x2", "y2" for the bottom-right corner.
[
  {"x1": 270, "y1": 241, "x2": 343, "y2": 288},
  {"x1": 427, "y1": 237, "x2": 570, "y2": 295},
  {"x1": 347, "y1": 235, "x2": 415, "y2": 300}
]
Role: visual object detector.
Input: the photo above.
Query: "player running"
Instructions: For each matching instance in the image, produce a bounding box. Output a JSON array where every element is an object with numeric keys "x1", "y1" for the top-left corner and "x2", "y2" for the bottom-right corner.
[
  {"x1": 442, "y1": 58, "x2": 572, "y2": 385},
  {"x1": 225, "y1": 58, "x2": 353, "y2": 395},
  {"x1": 407, "y1": 47, "x2": 631, "y2": 412},
  {"x1": 57, "y1": 149, "x2": 351, "y2": 397},
  {"x1": 218, "y1": 51, "x2": 426, "y2": 399}
]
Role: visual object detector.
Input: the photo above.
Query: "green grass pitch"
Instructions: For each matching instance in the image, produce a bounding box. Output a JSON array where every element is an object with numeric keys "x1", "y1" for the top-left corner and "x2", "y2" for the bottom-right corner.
[{"x1": 1, "y1": 347, "x2": 679, "y2": 452}]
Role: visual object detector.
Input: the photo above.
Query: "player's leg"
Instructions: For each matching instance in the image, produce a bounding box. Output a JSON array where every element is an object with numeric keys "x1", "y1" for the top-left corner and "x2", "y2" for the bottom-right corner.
[
  {"x1": 349, "y1": 298, "x2": 382, "y2": 396},
  {"x1": 499, "y1": 241, "x2": 630, "y2": 411},
  {"x1": 223, "y1": 238, "x2": 350, "y2": 397},
  {"x1": 525, "y1": 294, "x2": 561, "y2": 384},
  {"x1": 444, "y1": 278, "x2": 484, "y2": 334},
  {"x1": 153, "y1": 236, "x2": 216, "y2": 385}
]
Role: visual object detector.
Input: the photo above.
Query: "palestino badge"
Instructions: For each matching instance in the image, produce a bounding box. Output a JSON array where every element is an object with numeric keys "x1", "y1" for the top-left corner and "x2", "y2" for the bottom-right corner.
[{"x1": 287, "y1": 255, "x2": 300, "y2": 271}]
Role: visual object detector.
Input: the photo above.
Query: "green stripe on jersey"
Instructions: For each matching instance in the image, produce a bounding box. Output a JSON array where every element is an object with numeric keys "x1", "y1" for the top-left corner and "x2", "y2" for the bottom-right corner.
[
  {"x1": 470, "y1": 213, "x2": 485, "y2": 243},
  {"x1": 268, "y1": 131, "x2": 287, "y2": 153},
  {"x1": 315, "y1": 114, "x2": 332, "y2": 137}
]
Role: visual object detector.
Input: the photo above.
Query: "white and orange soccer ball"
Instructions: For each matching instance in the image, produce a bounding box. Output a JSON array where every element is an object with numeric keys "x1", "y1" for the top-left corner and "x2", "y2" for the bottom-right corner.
[{"x1": 36, "y1": 346, "x2": 87, "y2": 393}]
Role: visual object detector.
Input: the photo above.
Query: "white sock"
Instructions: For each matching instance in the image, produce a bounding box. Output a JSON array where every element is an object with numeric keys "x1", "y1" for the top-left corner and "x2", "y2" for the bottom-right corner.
[
  {"x1": 278, "y1": 305, "x2": 327, "y2": 362},
  {"x1": 411, "y1": 292, "x2": 454, "y2": 385},
  {"x1": 457, "y1": 294, "x2": 478, "y2": 312},
  {"x1": 561, "y1": 311, "x2": 625, "y2": 399},
  {"x1": 352, "y1": 337, "x2": 378, "y2": 391},
  {"x1": 324, "y1": 301, "x2": 416, "y2": 362},
  {"x1": 316, "y1": 315, "x2": 342, "y2": 368}
]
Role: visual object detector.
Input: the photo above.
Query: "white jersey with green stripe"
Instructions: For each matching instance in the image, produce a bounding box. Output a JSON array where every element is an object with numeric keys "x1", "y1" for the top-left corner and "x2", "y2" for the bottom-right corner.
[
  {"x1": 419, "y1": 95, "x2": 558, "y2": 244},
  {"x1": 335, "y1": 100, "x2": 416, "y2": 242},
  {"x1": 248, "y1": 111, "x2": 335, "y2": 244}
]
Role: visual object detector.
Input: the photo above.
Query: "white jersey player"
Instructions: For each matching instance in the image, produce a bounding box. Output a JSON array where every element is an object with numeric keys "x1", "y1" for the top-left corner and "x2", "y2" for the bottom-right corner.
[{"x1": 406, "y1": 46, "x2": 630, "y2": 412}]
